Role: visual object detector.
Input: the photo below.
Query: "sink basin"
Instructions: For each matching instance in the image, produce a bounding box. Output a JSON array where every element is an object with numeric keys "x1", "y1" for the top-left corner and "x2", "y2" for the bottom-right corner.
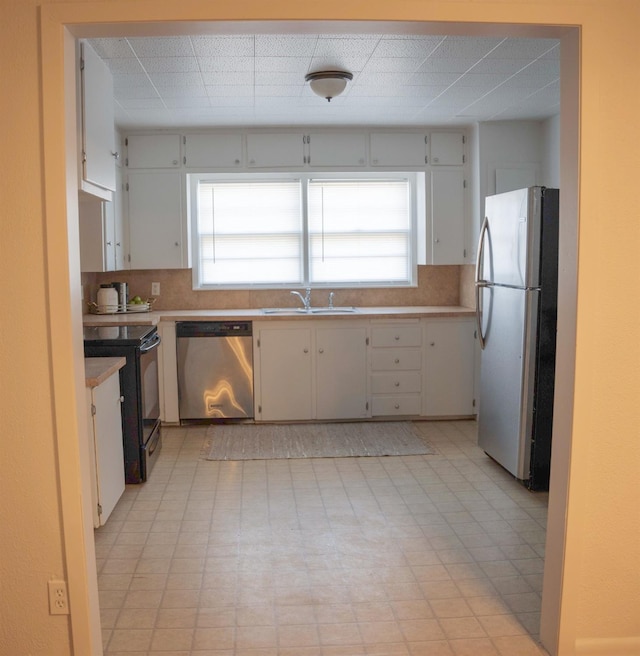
[
  {"x1": 261, "y1": 307, "x2": 358, "y2": 315},
  {"x1": 261, "y1": 308, "x2": 309, "y2": 315},
  {"x1": 310, "y1": 306, "x2": 358, "y2": 314}
]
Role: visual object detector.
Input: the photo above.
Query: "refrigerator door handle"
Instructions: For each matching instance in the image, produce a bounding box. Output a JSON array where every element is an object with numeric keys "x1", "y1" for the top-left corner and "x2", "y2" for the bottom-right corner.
[
  {"x1": 475, "y1": 216, "x2": 490, "y2": 350},
  {"x1": 475, "y1": 215, "x2": 489, "y2": 285},
  {"x1": 475, "y1": 281, "x2": 488, "y2": 350}
]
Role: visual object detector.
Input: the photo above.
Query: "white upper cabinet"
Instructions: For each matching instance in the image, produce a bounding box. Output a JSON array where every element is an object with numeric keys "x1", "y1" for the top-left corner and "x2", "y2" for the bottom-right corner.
[
  {"x1": 307, "y1": 133, "x2": 367, "y2": 167},
  {"x1": 126, "y1": 134, "x2": 181, "y2": 169},
  {"x1": 127, "y1": 172, "x2": 185, "y2": 269},
  {"x1": 79, "y1": 42, "x2": 116, "y2": 197},
  {"x1": 430, "y1": 169, "x2": 466, "y2": 264},
  {"x1": 370, "y1": 133, "x2": 427, "y2": 166},
  {"x1": 430, "y1": 132, "x2": 465, "y2": 166},
  {"x1": 247, "y1": 133, "x2": 305, "y2": 168},
  {"x1": 183, "y1": 133, "x2": 243, "y2": 168}
]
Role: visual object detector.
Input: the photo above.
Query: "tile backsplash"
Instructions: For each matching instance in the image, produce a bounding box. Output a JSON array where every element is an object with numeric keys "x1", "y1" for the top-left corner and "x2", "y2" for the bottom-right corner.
[{"x1": 83, "y1": 265, "x2": 475, "y2": 312}]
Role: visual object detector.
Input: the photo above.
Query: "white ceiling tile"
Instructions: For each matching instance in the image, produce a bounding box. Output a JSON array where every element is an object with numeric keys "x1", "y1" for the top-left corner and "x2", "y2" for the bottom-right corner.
[
  {"x1": 313, "y1": 37, "x2": 380, "y2": 59},
  {"x1": 430, "y1": 36, "x2": 505, "y2": 60},
  {"x1": 104, "y1": 58, "x2": 146, "y2": 75},
  {"x1": 163, "y1": 97, "x2": 212, "y2": 109},
  {"x1": 88, "y1": 38, "x2": 135, "y2": 59},
  {"x1": 147, "y1": 72, "x2": 204, "y2": 87},
  {"x1": 255, "y1": 57, "x2": 312, "y2": 73},
  {"x1": 362, "y1": 58, "x2": 425, "y2": 73},
  {"x1": 206, "y1": 96, "x2": 255, "y2": 107},
  {"x1": 201, "y1": 71, "x2": 254, "y2": 86},
  {"x1": 153, "y1": 86, "x2": 207, "y2": 99},
  {"x1": 255, "y1": 71, "x2": 302, "y2": 86},
  {"x1": 255, "y1": 85, "x2": 303, "y2": 97},
  {"x1": 354, "y1": 71, "x2": 414, "y2": 86},
  {"x1": 112, "y1": 73, "x2": 154, "y2": 89},
  {"x1": 487, "y1": 38, "x2": 560, "y2": 60},
  {"x1": 138, "y1": 57, "x2": 200, "y2": 74},
  {"x1": 408, "y1": 72, "x2": 462, "y2": 86},
  {"x1": 451, "y1": 73, "x2": 510, "y2": 89},
  {"x1": 198, "y1": 57, "x2": 254, "y2": 73},
  {"x1": 415, "y1": 58, "x2": 479, "y2": 74},
  {"x1": 469, "y1": 59, "x2": 533, "y2": 75},
  {"x1": 114, "y1": 86, "x2": 158, "y2": 100},
  {"x1": 372, "y1": 36, "x2": 446, "y2": 59},
  {"x1": 255, "y1": 35, "x2": 317, "y2": 57},
  {"x1": 127, "y1": 36, "x2": 195, "y2": 58},
  {"x1": 190, "y1": 35, "x2": 254, "y2": 57},
  {"x1": 205, "y1": 85, "x2": 255, "y2": 98}
]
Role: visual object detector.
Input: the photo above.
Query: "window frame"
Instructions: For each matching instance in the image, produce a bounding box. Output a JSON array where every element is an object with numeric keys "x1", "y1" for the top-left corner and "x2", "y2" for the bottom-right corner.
[{"x1": 188, "y1": 171, "x2": 421, "y2": 291}]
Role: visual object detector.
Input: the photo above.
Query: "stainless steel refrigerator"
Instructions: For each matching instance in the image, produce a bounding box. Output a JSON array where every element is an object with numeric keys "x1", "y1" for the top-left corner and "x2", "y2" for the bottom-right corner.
[{"x1": 475, "y1": 186, "x2": 559, "y2": 490}]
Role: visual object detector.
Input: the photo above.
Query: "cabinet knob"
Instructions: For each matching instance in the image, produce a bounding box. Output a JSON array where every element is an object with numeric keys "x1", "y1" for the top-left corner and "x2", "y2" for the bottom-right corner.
[
  {"x1": 172, "y1": 159, "x2": 178, "y2": 165},
  {"x1": 394, "y1": 403, "x2": 400, "y2": 409},
  {"x1": 394, "y1": 381, "x2": 400, "y2": 387},
  {"x1": 434, "y1": 238, "x2": 440, "y2": 243},
  {"x1": 318, "y1": 348, "x2": 324, "y2": 354},
  {"x1": 106, "y1": 241, "x2": 112, "y2": 246},
  {"x1": 303, "y1": 348, "x2": 309, "y2": 354},
  {"x1": 250, "y1": 159, "x2": 256, "y2": 165},
  {"x1": 430, "y1": 342, "x2": 435, "y2": 346},
  {"x1": 175, "y1": 242, "x2": 179, "y2": 246},
  {"x1": 235, "y1": 159, "x2": 240, "y2": 165},
  {"x1": 394, "y1": 358, "x2": 400, "y2": 364},
  {"x1": 111, "y1": 151, "x2": 119, "y2": 160},
  {"x1": 394, "y1": 335, "x2": 400, "y2": 341},
  {"x1": 116, "y1": 242, "x2": 121, "y2": 247},
  {"x1": 119, "y1": 396, "x2": 124, "y2": 403}
]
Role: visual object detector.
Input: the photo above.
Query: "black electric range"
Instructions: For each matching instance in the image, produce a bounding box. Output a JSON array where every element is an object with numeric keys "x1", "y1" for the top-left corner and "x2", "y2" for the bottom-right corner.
[{"x1": 84, "y1": 324, "x2": 161, "y2": 483}]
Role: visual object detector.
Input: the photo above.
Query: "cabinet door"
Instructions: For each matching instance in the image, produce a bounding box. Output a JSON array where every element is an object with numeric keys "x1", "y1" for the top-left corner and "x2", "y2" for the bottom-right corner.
[
  {"x1": 316, "y1": 326, "x2": 369, "y2": 419},
  {"x1": 184, "y1": 133, "x2": 243, "y2": 168},
  {"x1": 78, "y1": 195, "x2": 111, "y2": 273},
  {"x1": 257, "y1": 327, "x2": 313, "y2": 421},
  {"x1": 113, "y1": 167, "x2": 127, "y2": 270},
  {"x1": 423, "y1": 318, "x2": 476, "y2": 416},
  {"x1": 370, "y1": 133, "x2": 427, "y2": 166},
  {"x1": 80, "y1": 42, "x2": 116, "y2": 193},
  {"x1": 88, "y1": 373, "x2": 125, "y2": 527},
  {"x1": 307, "y1": 133, "x2": 367, "y2": 167},
  {"x1": 430, "y1": 169, "x2": 466, "y2": 264},
  {"x1": 430, "y1": 132, "x2": 465, "y2": 166},
  {"x1": 247, "y1": 133, "x2": 305, "y2": 167},
  {"x1": 126, "y1": 134, "x2": 181, "y2": 168},
  {"x1": 128, "y1": 172, "x2": 185, "y2": 269}
]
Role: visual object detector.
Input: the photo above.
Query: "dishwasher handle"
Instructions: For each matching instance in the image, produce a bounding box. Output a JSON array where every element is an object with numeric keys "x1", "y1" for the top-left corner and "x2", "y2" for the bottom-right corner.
[{"x1": 176, "y1": 321, "x2": 253, "y2": 338}]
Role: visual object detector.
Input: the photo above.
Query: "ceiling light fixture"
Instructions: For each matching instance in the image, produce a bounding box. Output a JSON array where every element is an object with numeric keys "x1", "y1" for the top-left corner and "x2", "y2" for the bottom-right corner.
[{"x1": 305, "y1": 70, "x2": 353, "y2": 102}]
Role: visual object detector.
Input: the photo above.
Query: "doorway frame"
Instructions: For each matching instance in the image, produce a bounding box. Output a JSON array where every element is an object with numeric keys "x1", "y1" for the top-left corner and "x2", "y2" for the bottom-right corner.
[{"x1": 39, "y1": 4, "x2": 580, "y2": 655}]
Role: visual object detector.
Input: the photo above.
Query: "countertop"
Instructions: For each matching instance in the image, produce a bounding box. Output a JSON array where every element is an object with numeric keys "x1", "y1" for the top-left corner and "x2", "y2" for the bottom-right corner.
[
  {"x1": 84, "y1": 356, "x2": 126, "y2": 388},
  {"x1": 82, "y1": 305, "x2": 475, "y2": 327}
]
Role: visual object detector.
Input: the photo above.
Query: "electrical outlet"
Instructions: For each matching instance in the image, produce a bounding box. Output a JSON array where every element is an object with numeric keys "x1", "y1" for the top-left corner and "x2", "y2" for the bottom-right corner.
[
  {"x1": 48, "y1": 580, "x2": 69, "y2": 615},
  {"x1": 151, "y1": 282, "x2": 160, "y2": 296}
]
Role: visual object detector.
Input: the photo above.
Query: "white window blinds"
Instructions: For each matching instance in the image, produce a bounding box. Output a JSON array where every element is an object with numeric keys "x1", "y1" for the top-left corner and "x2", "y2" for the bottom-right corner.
[
  {"x1": 196, "y1": 180, "x2": 302, "y2": 285},
  {"x1": 307, "y1": 178, "x2": 411, "y2": 284}
]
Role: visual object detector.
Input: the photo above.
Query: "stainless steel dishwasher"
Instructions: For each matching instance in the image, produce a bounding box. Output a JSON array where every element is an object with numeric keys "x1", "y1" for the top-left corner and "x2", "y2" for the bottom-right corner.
[{"x1": 176, "y1": 321, "x2": 254, "y2": 420}]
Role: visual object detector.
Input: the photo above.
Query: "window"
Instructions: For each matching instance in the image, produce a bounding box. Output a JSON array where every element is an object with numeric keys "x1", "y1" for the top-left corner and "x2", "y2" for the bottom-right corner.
[{"x1": 189, "y1": 172, "x2": 418, "y2": 289}]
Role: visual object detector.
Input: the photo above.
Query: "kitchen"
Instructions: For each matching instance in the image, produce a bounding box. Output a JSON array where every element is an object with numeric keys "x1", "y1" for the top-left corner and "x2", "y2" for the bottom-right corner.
[{"x1": 76, "y1": 28, "x2": 562, "y2": 655}]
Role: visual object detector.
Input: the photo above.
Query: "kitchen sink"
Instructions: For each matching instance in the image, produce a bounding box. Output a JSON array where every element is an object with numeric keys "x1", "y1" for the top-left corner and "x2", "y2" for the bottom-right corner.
[{"x1": 261, "y1": 307, "x2": 358, "y2": 315}]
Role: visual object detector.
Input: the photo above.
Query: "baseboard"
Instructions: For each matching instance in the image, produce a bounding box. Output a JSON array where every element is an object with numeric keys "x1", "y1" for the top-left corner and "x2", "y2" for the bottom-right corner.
[{"x1": 575, "y1": 637, "x2": 640, "y2": 655}]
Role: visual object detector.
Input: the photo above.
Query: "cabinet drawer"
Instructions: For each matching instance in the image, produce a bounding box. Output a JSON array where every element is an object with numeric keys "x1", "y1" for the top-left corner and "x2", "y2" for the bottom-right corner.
[
  {"x1": 371, "y1": 348, "x2": 422, "y2": 371},
  {"x1": 371, "y1": 324, "x2": 421, "y2": 347},
  {"x1": 372, "y1": 395, "x2": 422, "y2": 416},
  {"x1": 371, "y1": 372, "x2": 421, "y2": 394}
]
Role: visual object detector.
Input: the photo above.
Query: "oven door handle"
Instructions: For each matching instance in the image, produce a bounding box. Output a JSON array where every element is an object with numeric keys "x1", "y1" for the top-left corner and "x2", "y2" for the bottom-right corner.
[{"x1": 140, "y1": 332, "x2": 161, "y2": 353}]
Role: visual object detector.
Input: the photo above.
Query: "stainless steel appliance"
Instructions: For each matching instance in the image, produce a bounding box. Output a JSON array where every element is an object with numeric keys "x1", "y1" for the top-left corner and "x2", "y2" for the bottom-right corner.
[
  {"x1": 176, "y1": 321, "x2": 254, "y2": 420},
  {"x1": 475, "y1": 186, "x2": 559, "y2": 490},
  {"x1": 84, "y1": 324, "x2": 161, "y2": 483}
]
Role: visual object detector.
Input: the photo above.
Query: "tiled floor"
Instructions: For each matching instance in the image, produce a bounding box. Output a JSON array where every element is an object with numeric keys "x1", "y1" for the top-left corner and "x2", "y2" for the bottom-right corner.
[{"x1": 95, "y1": 420, "x2": 550, "y2": 655}]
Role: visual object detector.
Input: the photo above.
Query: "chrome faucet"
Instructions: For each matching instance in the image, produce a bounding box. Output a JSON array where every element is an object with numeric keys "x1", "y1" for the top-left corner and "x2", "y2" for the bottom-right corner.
[{"x1": 291, "y1": 287, "x2": 312, "y2": 310}]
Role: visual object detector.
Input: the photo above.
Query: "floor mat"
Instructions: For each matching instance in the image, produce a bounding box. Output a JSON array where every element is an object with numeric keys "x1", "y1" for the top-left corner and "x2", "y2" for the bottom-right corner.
[{"x1": 203, "y1": 421, "x2": 435, "y2": 460}]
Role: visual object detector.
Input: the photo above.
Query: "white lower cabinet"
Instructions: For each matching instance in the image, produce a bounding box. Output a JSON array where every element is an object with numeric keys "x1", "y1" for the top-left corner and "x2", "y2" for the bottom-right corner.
[
  {"x1": 422, "y1": 317, "x2": 476, "y2": 417},
  {"x1": 370, "y1": 320, "x2": 423, "y2": 417},
  {"x1": 254, "y1": 321, "x2": 369, "y2": 422},
  {"x1": 86, "y1": 365, "x2": 125, "y2": 528}
]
